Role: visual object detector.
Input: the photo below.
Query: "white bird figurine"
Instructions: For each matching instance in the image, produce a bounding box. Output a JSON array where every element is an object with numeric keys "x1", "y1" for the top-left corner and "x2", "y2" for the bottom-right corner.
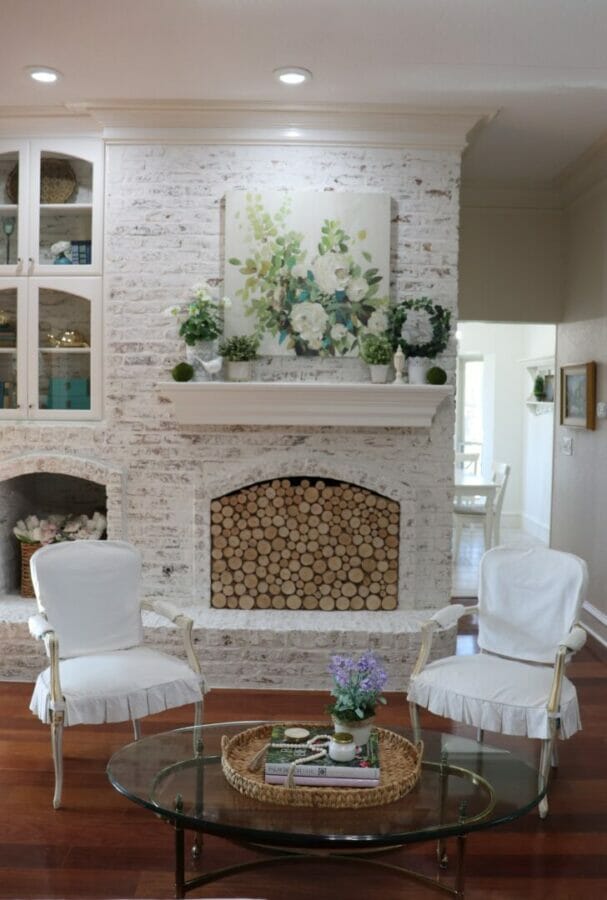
[{"x1": 196, "y1": 355, "x2": 223, "y2": 379}]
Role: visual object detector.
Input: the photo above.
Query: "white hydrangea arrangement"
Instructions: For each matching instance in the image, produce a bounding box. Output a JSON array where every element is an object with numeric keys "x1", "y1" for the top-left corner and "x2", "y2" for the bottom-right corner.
[{"x1": 13, "y1": 512, "x2": 107, "y2": 545}]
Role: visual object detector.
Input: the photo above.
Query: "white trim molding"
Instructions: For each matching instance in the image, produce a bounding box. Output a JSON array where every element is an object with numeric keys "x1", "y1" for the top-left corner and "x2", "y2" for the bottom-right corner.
[
  {"x1": 158, "y1": 382, "x2": 452, "y2": 428},
  {"x1": 582, "y1": 601, "x2": 607, "y2": 648}
]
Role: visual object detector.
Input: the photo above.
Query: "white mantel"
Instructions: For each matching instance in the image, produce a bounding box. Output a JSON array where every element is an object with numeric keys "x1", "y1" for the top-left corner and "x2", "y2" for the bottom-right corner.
[{"x1": 159, "y1": 382, "x2": 452, "y2": 428}]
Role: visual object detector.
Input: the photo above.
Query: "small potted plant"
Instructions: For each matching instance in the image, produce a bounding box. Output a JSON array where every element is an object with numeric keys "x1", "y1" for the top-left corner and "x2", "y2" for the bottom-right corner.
[
  {"x1": 326, "y1": 651, "x2": 388, "y2": 747},
  {"x1": 360, "y1": 333, "x2": 393, "y2": 383},
  {"x1": 389, "y1": 298, "x2": 451, "y2": 384},
  {"x1": 166, "y1": 283, "x2": 230, "y2": 380},
  {"x1": 218, "y1": 335, "x2": 259, "y2": 382},
  {"x1": 533, "y1": 374, "x2": 545, "y2": 401}
]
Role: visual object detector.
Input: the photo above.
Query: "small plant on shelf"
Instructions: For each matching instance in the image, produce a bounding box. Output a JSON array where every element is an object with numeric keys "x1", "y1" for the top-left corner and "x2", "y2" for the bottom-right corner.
[
  {"x1": 533, "y1": 374, "x2": 545, "y2": 400},
  {"x1": 360, "y1": 333, "x2": 392, "y2": 365},
  {"x1": 168, "y1": 282, "x2": 230, "y2": 345},
  {"x1": 218, "y1": 335, "x2": 259, "y2": 361}
]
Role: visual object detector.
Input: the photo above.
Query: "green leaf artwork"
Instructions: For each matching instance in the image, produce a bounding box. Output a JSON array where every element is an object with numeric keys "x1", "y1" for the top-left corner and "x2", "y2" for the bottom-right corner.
[{"x1": 224, "y1": 191, "x2": 391, "y2": 357}]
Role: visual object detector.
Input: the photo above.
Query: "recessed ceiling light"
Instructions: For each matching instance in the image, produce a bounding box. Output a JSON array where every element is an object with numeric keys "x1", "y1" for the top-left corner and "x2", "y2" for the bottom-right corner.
[
  {"x1": 26, "y1": 66, "x2": 62, "y2": 84},
  {"x1": 274, "y1": 67, "x2": 312, "y2": 86}
]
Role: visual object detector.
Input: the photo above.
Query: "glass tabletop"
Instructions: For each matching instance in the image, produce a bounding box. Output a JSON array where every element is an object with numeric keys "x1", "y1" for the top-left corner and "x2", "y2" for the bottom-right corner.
[{"x1": 107, "y1": 721, "x2": 544, "y2": 849}]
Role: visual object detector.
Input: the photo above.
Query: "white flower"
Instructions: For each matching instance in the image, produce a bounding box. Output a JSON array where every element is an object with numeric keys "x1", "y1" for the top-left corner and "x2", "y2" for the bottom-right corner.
[
  {"x1": 162, "y1": 304, "x2": 183, "y2": 318},
  {"x1": 290, "y1": 302, "x2": 329, "y2": 344},
  {"x1": 312, "y1": 253, "x2": 350, "y2": 294},
  {"x1": 401, "y1": 309, "x2": 434, "y2": 346},
  {"x1": 191, "y1": 281, "x2": 213, "y2": 299},
  {"x1": 291, "y1": 263, "x2": 309, "y2": 280},
  {"x1": 331, "y1": 324, "x2": 349, "y2": 341},
  {"x1": 366, "y1": 310, "x2": 389, "y2": 335},
  {"x1": 221, "y1": 296, "x2": 232, "y2": 309},
  {"x1": 347, "y1": 277, "x2": 369, "y2": 303},
  {"x1": 50, "y1": 240, "x2": 71, "y2": 257}
]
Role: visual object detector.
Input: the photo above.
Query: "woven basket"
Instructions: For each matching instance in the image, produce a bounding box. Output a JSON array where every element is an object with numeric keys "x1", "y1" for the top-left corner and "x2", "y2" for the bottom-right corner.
[
  {"x1": 6, "y1": 159, "x2": 76, "y2": 205},
  {"x1": 221, "y1": 723, "x2": 422, "y2": 809},
  {"x1": 20, "y1": 542, "x2": 41, "y2": 598}
]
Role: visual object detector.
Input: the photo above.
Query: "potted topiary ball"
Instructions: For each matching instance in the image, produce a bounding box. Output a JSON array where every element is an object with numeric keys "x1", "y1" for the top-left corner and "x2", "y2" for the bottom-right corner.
[
  {"x1": 360, "y1": 333, "x2": 393, "y2": 383},
  {"x1": 218, "y1": 335, "x2": 259, "y2": 382}
]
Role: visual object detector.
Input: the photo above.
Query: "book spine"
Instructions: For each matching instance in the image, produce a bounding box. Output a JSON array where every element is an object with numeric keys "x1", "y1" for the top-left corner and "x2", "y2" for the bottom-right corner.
[
  {"x1": 266, "y1": 775, "x2": 380, "y2": 788},
  {"x1": 265, "y1": 763, "x2": 379, "y2": 780}
]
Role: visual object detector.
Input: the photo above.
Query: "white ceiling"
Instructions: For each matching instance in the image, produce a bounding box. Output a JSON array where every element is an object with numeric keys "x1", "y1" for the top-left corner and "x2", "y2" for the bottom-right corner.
[{"x1": 4, "y1": 0, "x2": 607, "y2": 184}]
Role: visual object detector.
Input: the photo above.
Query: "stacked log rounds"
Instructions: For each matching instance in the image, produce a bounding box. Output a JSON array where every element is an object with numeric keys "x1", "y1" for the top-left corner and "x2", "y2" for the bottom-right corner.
[{"x1": 210, "y1": 478, "x2": 400, "y2": 611}]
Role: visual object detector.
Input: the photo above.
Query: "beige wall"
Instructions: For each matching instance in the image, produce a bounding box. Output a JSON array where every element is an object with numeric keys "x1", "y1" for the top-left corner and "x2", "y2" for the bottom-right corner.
[
  {"x1": 459, "y1": 204, "x2": 564, "y2": 322},
  {"x1": 552, "y1": 182, "x2": 607, "y2": 644}
]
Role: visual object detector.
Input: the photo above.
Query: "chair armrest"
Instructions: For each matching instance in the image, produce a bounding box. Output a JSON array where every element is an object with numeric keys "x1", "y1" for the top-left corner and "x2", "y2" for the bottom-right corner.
[
  {"x1": 410, "y1": 604, "x2": 479, "y2": 679},
  {"x1": 28, "y1": 613, "x2": 54, "y2": 641},
  {"x1": 141, "y1": 599, "x2": 202, "y2": 678},
  {"x1": 28, "y1": 616, "x2": 64, "y2": 710},
  {"x1": 559, "y1": 624, "x2": 587, "y2": 654},
  {"x1": 547, "y1": 626, "x2": 587, "y2": 720}
]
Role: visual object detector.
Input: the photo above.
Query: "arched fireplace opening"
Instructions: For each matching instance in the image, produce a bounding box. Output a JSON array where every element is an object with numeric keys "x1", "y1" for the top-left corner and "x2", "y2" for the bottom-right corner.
[{"x1": 0, "y1": 473, "x2": 107, "y2": 596}]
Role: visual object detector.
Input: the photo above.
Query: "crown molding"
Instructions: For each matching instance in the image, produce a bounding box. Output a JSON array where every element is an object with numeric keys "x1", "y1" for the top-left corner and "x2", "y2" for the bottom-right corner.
[{"x1": 61, "y1": 100, "x2": 493, "y2": 153}]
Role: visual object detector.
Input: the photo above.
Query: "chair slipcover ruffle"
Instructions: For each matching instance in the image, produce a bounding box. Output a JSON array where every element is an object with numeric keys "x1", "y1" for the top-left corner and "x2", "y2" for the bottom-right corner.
[
  {"x1": 30, "y1": 645, "x2": 204, "y2": 726},
  {"x1": 408, "y1": 653, "x2": 581, "y2": 740}
]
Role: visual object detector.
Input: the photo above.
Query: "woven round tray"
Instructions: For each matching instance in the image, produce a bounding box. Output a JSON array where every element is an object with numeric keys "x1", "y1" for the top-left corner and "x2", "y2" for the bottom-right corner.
[
  {"x1": 221, "y1": 723, "x2": 422, "y2": 809},
  {"x1": 7, "y1": 159, "x2": 76, "y2": 204}
]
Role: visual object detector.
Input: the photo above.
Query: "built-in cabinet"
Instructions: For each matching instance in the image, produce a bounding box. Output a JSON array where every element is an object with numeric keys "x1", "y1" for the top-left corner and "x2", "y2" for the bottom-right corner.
[
  {"x1": 0, "y1": 139, "x2": 103, "y2": 419},
  {"x1": 524, "y1": 356, "x2": 555, "y2": 416}
]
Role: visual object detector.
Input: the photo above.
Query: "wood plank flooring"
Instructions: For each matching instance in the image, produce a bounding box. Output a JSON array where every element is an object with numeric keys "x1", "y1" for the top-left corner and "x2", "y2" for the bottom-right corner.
[{"x1": 0, "y1": 637, "x2": 605, "y2": 899}]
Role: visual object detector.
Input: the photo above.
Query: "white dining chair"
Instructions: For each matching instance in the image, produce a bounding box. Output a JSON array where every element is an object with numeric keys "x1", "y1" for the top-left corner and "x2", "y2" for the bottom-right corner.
[
  {"x1": 454, "y1": 451, "x2": 480, "y2": 474},
  {"x1": 27, "y1": 540, "x2": 205, "y2": 808},
  {"x1": 408, "y1": 545, "x2": 588, "y2": 818},
  {"x1": 453, "y1": 462, "x2": 510, "y2": 559}
]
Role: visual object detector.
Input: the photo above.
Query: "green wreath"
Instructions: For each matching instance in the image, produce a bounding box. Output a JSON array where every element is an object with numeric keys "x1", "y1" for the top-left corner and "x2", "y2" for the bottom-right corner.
[{"x1": 389, "y1": 297, "x2": 451, "y2": 359}]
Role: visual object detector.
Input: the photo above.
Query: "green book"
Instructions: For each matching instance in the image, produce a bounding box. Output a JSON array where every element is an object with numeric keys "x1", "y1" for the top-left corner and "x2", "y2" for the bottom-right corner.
[{"x1": 264, "y1": 724, "x2": 380, "y2": 780}]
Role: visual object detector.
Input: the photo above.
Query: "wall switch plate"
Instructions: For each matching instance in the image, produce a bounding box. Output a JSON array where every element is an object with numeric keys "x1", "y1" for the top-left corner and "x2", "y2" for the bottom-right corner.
[
  {"x1": 597, "y1": 401, "x2": 607, "y2": 419},
  {"x1": 561, "y1": 436, "x2": 573, "y2": 455}
]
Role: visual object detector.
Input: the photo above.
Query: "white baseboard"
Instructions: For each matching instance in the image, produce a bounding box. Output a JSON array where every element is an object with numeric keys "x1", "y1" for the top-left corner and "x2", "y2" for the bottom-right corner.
[
  {"x1": 501, "y1": 512, "x2": 521, "y2": 529},
  {"x1": 521, "y1": 513, "x2": 550, "y2": 543},
  {"x1": 581, "y1": 601, "x2": 607, "y2": 649}
]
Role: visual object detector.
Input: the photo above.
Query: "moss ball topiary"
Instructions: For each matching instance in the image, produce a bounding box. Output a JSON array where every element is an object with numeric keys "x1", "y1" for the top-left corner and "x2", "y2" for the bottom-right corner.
[
  {"x1": 426, "y1": 366, "x2": 447, "y2": 385},
  {"x1": 171, "y1": 362, "x2": 195, "y2": 382}
]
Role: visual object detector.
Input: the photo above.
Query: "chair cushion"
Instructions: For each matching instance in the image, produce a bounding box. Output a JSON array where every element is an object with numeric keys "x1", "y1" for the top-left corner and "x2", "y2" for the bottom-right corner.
[
  {"x1": 408, "y1": 653, "x2": 581, "y2": 739},
  {"x1": 30, "y1": 645, "x2": 204, "y2": 726}
]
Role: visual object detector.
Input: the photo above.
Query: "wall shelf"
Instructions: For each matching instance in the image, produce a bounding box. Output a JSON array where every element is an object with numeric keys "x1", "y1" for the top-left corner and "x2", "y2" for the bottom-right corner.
[{"x1": 158, "y1": 381, "x2": 452, "y2": 428}]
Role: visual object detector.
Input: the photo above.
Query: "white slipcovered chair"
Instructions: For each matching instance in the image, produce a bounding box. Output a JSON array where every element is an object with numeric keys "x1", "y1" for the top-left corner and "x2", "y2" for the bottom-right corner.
[
  {"x1": 28, "y1": 540, "x2": 205, "y2": 809},
  {"x1": 408, "y1": 545, "x2": 588, "y2": 818}
]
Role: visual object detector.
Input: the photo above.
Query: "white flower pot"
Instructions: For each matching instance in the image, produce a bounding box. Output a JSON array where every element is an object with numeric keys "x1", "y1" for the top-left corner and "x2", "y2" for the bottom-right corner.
[
  {"x1": 332, "y1": 715, "x2": 375, "y2": 748},
  {"x1": 225, "y1": 360, "x2": 252, "y2": 382},
  {"x1": 185, "y1": 340, "x2": 220, "y2": 381},
  {"x1": 368, "y1": 364, "x2": 390, "y2": 384},
  {"x1": 407, "y1": 357, "x2": 430, "y2": 385}
]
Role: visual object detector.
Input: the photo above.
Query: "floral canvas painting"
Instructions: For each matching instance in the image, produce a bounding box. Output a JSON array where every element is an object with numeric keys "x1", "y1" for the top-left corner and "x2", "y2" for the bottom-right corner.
[{"x1": 224, "y1": 191, "x2": 391, "y2": 356}]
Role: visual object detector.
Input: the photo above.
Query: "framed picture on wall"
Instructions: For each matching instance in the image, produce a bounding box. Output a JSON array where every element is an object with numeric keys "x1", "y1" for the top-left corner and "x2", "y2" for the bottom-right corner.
[{"x1": 560, "y1": 361, "x2": 597, "y2": 429}]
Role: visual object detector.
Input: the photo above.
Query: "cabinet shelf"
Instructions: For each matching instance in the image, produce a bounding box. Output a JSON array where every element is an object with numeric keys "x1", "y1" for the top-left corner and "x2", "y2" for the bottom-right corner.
[
  {"x1": 0, "y1": 347, "x2": 16, "y2": 353},
  {"x1": 40, "y1": 347, "x2": 90, "y2": 353},
  {"x1": 39, "y1": 203, "x2": 93, "y2": 215}
]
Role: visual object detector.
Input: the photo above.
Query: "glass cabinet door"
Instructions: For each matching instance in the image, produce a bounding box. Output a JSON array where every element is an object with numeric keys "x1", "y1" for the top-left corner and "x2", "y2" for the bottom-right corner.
[
  {"x1": 0, "y1": 142, "x2": 28, "y2": 275},
  {"x1": 30, "y1": 278, "x2": 101, "y2": 419},
  {"x1": 0, "y1": 283, "x2": 26, "y2": 416},
  {"x1": 31, "y1": 140, "x2": 103, "y2": 276}
]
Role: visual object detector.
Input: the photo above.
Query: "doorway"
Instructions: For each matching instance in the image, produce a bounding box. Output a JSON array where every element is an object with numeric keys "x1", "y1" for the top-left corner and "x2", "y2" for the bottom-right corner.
[{"x1": 453, "y1": 321, "x2": 556, "y2": 596}]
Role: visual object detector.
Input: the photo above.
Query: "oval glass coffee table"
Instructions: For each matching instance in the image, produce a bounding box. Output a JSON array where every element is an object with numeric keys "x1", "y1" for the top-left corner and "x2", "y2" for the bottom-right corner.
[{"x1": 107, "y1": 721, "x2": 545, "y2": 899}]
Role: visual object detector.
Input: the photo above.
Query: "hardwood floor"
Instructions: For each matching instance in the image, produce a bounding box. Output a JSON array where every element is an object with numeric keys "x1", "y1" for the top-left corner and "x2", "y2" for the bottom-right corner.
[{"x1": 1, "y1": 637, "x2": 606, "y2": 900}]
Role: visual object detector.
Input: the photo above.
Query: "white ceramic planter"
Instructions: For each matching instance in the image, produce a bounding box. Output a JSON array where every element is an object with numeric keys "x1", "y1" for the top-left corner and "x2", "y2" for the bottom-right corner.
[
  {"x1": 368, "y1": 364, "x2": 390, "y2": 384},
  {"x1": 185, "y1": 340, "x2": 220, "y2": 381},
  {"x1": 332, "y1": 715, "x2": 375, "y2": 748},
  {"x1": 225, "y1": 360, "x2": 252, "y2": 382},
  {"x1": 407, "y1": 357, "x2": 430, "y2": 385}
]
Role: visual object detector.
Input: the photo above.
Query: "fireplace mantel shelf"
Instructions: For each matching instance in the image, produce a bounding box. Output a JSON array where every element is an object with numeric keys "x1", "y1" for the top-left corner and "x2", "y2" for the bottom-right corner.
[{"x1": 158, "y1": 381, "x2": 452, "y2": 428}]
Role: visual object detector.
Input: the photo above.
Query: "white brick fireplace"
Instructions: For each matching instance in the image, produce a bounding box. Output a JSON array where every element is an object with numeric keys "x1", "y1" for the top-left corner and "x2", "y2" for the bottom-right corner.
[{"x1": 0, "y1": 130, "x2": 463, "y2": 690}]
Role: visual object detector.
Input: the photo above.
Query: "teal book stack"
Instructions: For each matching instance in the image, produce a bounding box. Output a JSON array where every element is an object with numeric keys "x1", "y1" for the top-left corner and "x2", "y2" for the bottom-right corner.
[{"x1": 47, "y1": 377, "x2": 90, "y2": 410}]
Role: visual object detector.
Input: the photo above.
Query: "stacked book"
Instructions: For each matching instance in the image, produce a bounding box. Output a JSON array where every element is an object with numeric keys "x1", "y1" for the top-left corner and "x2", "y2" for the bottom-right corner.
[
  {"x1": 264, "y1": 724, "x2": 380, "y2": 788},
  {"x1": 70, "y1": 240, "x2": 92, "y2": 265}
]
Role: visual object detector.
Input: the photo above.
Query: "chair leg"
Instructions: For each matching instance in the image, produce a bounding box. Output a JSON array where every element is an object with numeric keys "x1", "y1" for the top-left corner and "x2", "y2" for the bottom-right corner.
[
  {"x1": 409, "y1": 701, "x2": 422, "y2": 745},
  {"x1": 132, "y1": 719, "x2": 141, "y2": 740},
  {"x1": 476, "y1": 728, "x2": 484, "y2": 743},
  {"x1": 538, "y1": 737, "x2": 554, "y2": 819},
  {"x1": 194, "y1": 699, "x2": 203, "y2": 727},
  {"x1": 51, "y1": 710, "x2": 64, "y2": 810},
  {"x1": 551, "y1": 742, "x2": 559, "y2": 768},
  {"x1": 483, "y1": 516, "x2": 492, "y2": 551}
]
